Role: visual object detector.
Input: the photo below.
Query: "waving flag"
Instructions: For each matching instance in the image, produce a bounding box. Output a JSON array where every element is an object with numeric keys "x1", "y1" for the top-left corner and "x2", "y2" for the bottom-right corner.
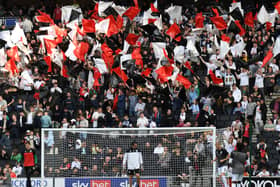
[
  {"x1": 209, "y1": 70, "x2": 223, "y2": 84},
  {"x1": 176, "y1": 74, "x2": 191, "y2": 89},
  {"x1": 195, "y1": 12, "x2": 204, "y2": 28},
  {"x1": 262, "y1": 50, "x2": 273, "y2": 67}
]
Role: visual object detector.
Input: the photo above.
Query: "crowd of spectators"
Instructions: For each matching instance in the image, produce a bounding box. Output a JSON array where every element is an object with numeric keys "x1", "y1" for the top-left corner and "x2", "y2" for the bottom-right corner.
[{"x1": 0, "y1": 0, "x2": 280, "y2": 184}]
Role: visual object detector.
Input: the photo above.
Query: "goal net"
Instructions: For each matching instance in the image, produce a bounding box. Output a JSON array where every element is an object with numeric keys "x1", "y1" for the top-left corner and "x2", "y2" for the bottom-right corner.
[{"x1": 41, "y1": 127, "x2": 216, "y2": 186}]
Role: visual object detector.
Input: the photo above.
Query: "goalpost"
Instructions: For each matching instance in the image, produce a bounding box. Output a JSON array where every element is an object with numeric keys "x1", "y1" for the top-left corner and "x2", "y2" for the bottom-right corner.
[{"x1": 41, "y1": 127, "x2": 216, "y2": 187}]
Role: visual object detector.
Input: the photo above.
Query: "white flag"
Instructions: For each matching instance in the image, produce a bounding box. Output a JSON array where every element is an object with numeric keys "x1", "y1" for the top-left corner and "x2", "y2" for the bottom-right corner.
[
  {"x1": 88, "y1": 71, "x2": 94, "y2": 89},
  {"x1": 98, "y1": 1, "x2": 113, "y2": 17},
  {"x1": 165, "y1": 5, "x2": 182, "y2": 24},
  {"x1": 174, "y1": 46, "x2": 185, "y2": 63},
  {"x1": 273, "y1": 36, "x2": 280, "y2": 57},
  {"x1": 152, "y1": 42, "x2": 166, "y2": 59},
  {"x1": 11, "y1": 23, "x2": 27, "y2": 45},
  {"x1": 93, "y1": 58, "x2": 108, "y2": 74},
  {"x1": 0, "y1": 48, "x2": 6, "y2": 66},
  {"x1": 218, "y1": 41, "x2": 230, "y2": 59},
  {"x1": 65, "y1": 42, "x2": 78, "y2": 61}
]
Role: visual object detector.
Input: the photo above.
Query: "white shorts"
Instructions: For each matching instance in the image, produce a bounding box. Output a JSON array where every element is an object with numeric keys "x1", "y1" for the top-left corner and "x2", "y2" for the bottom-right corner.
[
  {"x1": 218, "y1": 166, "x2": 228, "y2": 175},
  {"x1": 232, "y1": 173, "x2": 243, "y2": 182}
]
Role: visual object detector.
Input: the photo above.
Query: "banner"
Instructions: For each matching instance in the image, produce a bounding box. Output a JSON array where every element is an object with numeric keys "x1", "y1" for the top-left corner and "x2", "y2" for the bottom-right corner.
[
  {"x1": 12, "y1": 178, "x2": 53, "y2": 187},
  {"x1": 65, "y1": 177, "x2": 167, "y2": 187},
  {"x1": 242, "y1": 177, "x2": 280, "y2": 187}
]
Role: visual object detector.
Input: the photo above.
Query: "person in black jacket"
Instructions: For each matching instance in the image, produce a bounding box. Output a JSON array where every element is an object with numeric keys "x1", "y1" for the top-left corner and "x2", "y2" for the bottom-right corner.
[{"x1": 190, "y1": 153, "x2": 204, "y2": 186}]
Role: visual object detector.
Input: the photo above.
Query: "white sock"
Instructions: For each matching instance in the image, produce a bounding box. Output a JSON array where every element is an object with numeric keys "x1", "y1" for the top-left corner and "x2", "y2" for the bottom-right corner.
[{"x1": 221, "y1": 175, "x2": 229, "y2": 187}]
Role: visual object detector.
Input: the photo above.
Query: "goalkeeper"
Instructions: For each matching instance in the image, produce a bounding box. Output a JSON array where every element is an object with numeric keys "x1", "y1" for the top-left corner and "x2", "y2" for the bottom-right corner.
[{"x1": 123, "y1": 142, "x2": 143, "y2": 187}]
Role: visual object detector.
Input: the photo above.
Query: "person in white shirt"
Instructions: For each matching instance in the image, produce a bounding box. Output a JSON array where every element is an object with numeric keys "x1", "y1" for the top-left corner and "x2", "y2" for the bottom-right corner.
[
  {"x1": 123, "y1": 142, "x2": 143, "y2": 187},
  {"x1": 91, "y1": 107, "x2": 104, "y2": 128},
  {"x1": 22, "y1": 16, "x2": 33, "y2": 33},
  {"x1": 225, "y1": 57, "x2": 236, "y2": 71},
  {"x1": 135, "y1": 99, "x2": 146, "y2": 117},
  {"x1": 257, "y1": 168, "x2": 270, "y2": 177},
  {"x1": 199, "y1": 56, "x2": 217, "y2": 74},
  {"x1": 236, "y1": 68, "x2": 249, "y2": 94},
  {"x1": 12, "y1": 162, "x2": 23, "y2": 177},
  {"x1": 71, "y1": 157, "x2": 81, "y2": 170},
  {"x1": 224, "y1": 69, "x2": 236, "y2": 88},
  {"x1": 153, "y1": 143, "x2": 164, "y2": 155},
  {"x1": 269, "y1": 59, "x2": 279, "y2": 73},
  {"x1": 136, "y1": 113, "x2": 149, "y2": 128},
  {"x1": 254, "y1": 100, "x2": 264, "y2": 135},
  {"x1": 224, "y1": 136, "x2": 237, "y2": 154},
  {"x1": 255, "y1": 69, "x2": 265, "y2": 97},
  {"x1": 232, "y1": 84, "x2": 242, "y2": 103}
]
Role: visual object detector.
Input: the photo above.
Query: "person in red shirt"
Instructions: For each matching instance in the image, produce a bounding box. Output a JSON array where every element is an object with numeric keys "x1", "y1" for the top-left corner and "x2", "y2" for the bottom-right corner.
[
  {"x1": 53, "y1": 4, "x2": 62, "y2": 24},
  {"x1": 243, "y1": 120, "x2": 250, "y2": 143},
  {"x1": 22, "y1": 142, "x2": 37, "y2": 187}
]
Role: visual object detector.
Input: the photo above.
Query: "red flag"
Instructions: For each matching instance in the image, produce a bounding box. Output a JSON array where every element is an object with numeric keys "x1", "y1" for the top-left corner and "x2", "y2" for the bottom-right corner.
[
  {"x1": 126, "y1": 33, "x2": 140, "y2": 45},
  {"x1": 76, "y1": 25, "x2": 86, "y2": 36},
  {"x1": 53, "y1": 25, "x2": 67, "y2": 38},
  {"x1": 195, "y1": 12, "x2": 204, "y2": 28},
  {"x1": 184, "y1": 61, "x2": 194, "y2": 73},
  {"x1": 163, "y1": 49, "x2": 175, "y2": 64},
  {"x1": 212, "y1": 8, "x2": 220, "y2": 16},
  {"x1": 151, "y1": 3, "x2": 159, "y2": 13},
  {"x1": 35, "y1": 10, "x2": 54, "y2": 24},
  {"x1": 133, "y1": 0, "x2": 139, "y2": 8},
  {"x1": 155, "y1": 66, "x2": 174, "y2": 83},
  {"x1": 148, "y1": 19, "x2": 157, "y2": 24},
  {"x1": 93, "y1": 67, "x2": 101, "y2": 87},
  {"x1": 115, "y1": 49, "x2": 122, "y2": 55},
  {"x1": 44, "y1": 56, "x2": 52, "y2": 73},
  {"x1": 131, "y1": 46, "x2": 143, "y2": 68},
  {"x1": 44, "y1": 39, "x2": 57, "y2": 55},
  {"x1": 82, "y1": 19, "x2": 95, "y2": 33},
  {"x1": 116, "y1": 15, "x2": 123, "y2": 30},
  {"x1": 113, "y1": 66, "x2": 128, "y2": 83},
  {"x1": 33, "y1": 93, "x2": 40, "y2": 100},
  {"x1": 141, "y1": 68, "x2": 152, "y2": 77},
  {"x1": 266, "y1": 22, "x2": 272, "y2": 31},
  {"x1": 123, "y1": 7, "x2": 140, "y2": 21},
  {"x1": 262, "y1": 50, "x2": 273, "y2": 67},
  {"x1": 221, "y1": 34, "x2": 231, "y2": 43},
  {"x1": 73, "y1": 42, "x2": 90, "y2": 62},
  {"x1": 245, "y1": 12, "x2": 254, "y2": 27},
  {"x1": 101, "y1": 43, "x2": 114, "y2": 72},
  {"x1": 209, "y1": 70, "x2": 223, "y2": 84},
  {"x1": 89, "y1": 3, "x2": 102, "y2": 21},
  {"x1": 210, "y1": 16, "x2": 227, "y2": 30},
  {"x1": 235, "y1": 20, "x2": 245, "y2": 36},
  {"x1": 107, "y1": 15, "x2": 120, "y2": 37},
  {"x1": 275, "y1": 1, "x2": 280, "y2": 14},
  {"x1": 5, "y1": 59, "x2": 18, "y2": 75},
  {"x1": 112, "y1": 94, "x2": 118, "y2": 110},
  {"x1": 62, "y1": 64, "x2": 69, "y2": 78},
  {"x1": 166, "y1": 23, "x2": 181, "y2": 41},
  {"x1": 176, "y1": 74, "x2": 192, "y2": 89},
  {"x1": 7, "y1": 46, "x2": 20, "y2": 62}
]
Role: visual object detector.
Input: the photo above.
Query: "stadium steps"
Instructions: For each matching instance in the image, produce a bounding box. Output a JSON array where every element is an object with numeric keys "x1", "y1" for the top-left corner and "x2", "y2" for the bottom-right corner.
[{"x1": 251, "y1": 91, "x2": 280, "y2": 144}]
